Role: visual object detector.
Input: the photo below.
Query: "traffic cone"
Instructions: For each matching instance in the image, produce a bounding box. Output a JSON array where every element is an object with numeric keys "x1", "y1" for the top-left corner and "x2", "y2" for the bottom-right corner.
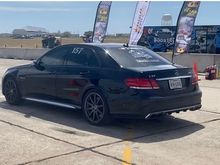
[{"x1": 193, "y1": 62, "x2": 199, "y2": 81}]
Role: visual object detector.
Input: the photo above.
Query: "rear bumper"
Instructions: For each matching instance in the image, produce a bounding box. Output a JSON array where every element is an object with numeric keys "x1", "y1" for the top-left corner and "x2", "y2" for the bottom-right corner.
[
  {"x1": 144, "y1": 104, "x2": 201, "y2": 119},
  {"x1": 108, "y1": 89, "x2": 202, "y2": 117}
]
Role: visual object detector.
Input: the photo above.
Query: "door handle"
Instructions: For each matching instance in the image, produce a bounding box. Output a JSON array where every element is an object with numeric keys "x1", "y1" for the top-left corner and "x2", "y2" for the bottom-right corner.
[
  {"x1": 19, "y1": 75, "x2": 26, "y2": 80},
  {"x1": 79, "y1": 71, "x2": 90, "y2": 75}
]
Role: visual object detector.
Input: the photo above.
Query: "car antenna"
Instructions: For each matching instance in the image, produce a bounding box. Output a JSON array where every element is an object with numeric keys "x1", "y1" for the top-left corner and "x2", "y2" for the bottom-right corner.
[{"x1": 123, "y1": 43, "x2": 129, "y2": 47}]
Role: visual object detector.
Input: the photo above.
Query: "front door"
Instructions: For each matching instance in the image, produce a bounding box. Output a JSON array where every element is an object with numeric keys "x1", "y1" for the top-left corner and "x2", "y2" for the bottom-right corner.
[{"x1": 20, "y1": 46, "x2": 69, "y2": 99}]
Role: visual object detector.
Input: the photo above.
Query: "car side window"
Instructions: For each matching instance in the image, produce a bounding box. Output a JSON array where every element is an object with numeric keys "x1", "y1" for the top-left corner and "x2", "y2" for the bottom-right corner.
[
  {"x1": 96, "y1": 49, "x2": 119, "y2": 69},
  {"x1": 40, "y1": 47, "x2": 68, "y2": 65},
  {"x1": 66, "y1": 47, "x2": 99, "y2": 67}
]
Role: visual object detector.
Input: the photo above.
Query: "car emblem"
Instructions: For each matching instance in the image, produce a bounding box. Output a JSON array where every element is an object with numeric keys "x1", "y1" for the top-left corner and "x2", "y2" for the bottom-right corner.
[
  {"x1": 149, "y1": 74, "x2": 156, "y2": 78},
  {"x1": 174, "y1": 70, "x2": 179, "y2": 76}
]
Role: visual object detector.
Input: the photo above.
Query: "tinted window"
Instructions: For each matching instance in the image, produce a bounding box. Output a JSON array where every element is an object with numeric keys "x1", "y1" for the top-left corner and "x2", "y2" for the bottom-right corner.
[
  {"x1": 66, "y1": 47, "x2": 99, "y2": 67},
  {"x1": 106, "y1": 46, "x2": 171, "y2": 67},
  {"x1": 40, "y1": 47, "x2": 68, "y2": 65},
  {"x1": 96, "y1": 48, "x2": 119, "y2": 68}
]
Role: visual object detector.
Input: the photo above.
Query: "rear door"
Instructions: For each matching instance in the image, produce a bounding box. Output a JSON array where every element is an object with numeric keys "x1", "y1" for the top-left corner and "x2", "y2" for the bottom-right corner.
[{"x1": 55, "y1": 45, "x2": 100, "y2": 105}]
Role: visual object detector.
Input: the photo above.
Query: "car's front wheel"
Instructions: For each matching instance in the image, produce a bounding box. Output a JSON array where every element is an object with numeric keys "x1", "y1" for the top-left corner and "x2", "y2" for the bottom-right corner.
[
  {"x1": 3, "y1": 77, "x2": 22, "y2": 105},
  {"x1": 83, "y1": 89, "x2": 111, "y2": 125}
]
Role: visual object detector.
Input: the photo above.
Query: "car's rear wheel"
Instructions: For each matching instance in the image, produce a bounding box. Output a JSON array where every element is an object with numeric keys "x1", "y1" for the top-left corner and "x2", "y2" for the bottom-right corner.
[
  {"x1": 83, "y1": 90, "x2": 111, "y2": 125},
  {"x1": 4, "y1": 77, "x2": 22, "y2": 105}
]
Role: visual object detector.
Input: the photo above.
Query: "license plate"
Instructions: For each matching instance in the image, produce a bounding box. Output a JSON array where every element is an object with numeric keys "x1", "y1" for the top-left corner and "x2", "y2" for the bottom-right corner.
[{"x1": 169, "y1": 79, "x2": 182, "y2": 89}]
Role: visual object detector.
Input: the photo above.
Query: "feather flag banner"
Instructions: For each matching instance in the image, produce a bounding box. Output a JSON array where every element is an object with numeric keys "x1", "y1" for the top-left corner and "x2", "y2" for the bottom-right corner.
[
  {"x1": 174, "y1": 1, "x2": 200, "y2": 55},
  {"x1": 92, "y1": 1, "x2": 112, "y2": 43},
  {"x1": 129, "y1": 1, "x2": 150, "y2": 45}
]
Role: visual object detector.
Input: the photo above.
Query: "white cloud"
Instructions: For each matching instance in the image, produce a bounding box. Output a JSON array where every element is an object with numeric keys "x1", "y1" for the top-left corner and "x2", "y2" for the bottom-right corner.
[{"x1": 0, "y1": 6, "x2": 73, "y2": 12}]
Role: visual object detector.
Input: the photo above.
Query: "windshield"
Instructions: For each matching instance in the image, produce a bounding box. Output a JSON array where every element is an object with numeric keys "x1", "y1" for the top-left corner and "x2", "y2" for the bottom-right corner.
[{"x1": 106, "y1": 46, "x2": 171, "y2": 68}]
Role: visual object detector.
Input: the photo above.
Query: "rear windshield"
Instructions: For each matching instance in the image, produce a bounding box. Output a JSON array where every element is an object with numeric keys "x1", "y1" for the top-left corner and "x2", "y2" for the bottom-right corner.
[{"x1": 106, "y1": 46, "x2": 171, "y2": 67}]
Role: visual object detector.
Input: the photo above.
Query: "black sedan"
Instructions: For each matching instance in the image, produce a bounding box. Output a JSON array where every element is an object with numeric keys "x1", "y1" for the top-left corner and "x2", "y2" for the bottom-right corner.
[{"x1": 2, "y1": 43, "x2": 202, "y2": 125}]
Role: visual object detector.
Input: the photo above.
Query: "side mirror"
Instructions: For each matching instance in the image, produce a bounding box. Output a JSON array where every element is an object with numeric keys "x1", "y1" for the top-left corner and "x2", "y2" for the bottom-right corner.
[
  {"x1": 33, "y1": 60, "x2": 38, "y2": 66},
  {"x1": 33, "y1": 60, "x2": 45, "y2": 70}
]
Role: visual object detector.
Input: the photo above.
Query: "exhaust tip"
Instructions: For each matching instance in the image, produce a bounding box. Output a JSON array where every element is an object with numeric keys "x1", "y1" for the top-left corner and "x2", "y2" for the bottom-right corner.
[{"x1": 189, "y1": 105, "x2": 202, "y2": 111}]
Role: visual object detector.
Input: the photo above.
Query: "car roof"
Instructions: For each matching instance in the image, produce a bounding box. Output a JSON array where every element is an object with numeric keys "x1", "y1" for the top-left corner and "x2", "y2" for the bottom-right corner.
[
  {"x1": 83, "y1": 43, "x2": 125, "y2": 47},
  {"x1": 61, "y1": 43, "x2": 141, "y2": 49}
]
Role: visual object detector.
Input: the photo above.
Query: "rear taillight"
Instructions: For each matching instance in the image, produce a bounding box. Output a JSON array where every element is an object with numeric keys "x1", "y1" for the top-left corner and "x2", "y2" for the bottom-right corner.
[
  {"x1": 192, "y1": 72, "x2": 198, "y2": 85},
  {"x1": 125, "y1": 78, "x2": 159, "y2": 89}
]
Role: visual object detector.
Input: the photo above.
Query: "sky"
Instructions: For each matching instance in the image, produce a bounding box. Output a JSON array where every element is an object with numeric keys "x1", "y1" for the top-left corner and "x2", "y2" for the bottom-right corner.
[{"x1": 0, "y1": 1, "x2": 220, "y2": 35}]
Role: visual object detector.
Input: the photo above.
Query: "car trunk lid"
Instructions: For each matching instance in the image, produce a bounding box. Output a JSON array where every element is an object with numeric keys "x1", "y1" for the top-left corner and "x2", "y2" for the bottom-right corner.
[{"x1": 126, "y1": 65, "x2": 196, "y2": 96}]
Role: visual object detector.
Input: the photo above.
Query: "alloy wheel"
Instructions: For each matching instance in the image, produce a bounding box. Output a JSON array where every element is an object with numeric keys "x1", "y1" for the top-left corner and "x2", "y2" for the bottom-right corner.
[
  {"x1": 84, "y1": 92, "x2": 105, "y2": 124},
  {"x1": 4, "y1": 78, "x2": 21, "y2": 104}
]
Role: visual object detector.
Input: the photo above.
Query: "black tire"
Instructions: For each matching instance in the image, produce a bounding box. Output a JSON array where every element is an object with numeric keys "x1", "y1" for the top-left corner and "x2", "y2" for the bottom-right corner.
[
  {"x1": 82, "y1": 89, "x2": 111, "y2": 125},
  {"x1": 3, "y1": 77, "x2": 22, "y2": 105}
]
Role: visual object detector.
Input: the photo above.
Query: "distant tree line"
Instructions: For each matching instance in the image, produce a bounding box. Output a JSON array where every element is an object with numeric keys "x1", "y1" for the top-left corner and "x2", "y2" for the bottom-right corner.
[
  {"x1": 0, "y1": 30, "x2": 129, "y2": 39},
  {"x1": 52, "y1": 31, "x2": 80, "y2": 38},
  {"x1": 82, "y1": 31, "x2": 129, "y2": 38}
]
